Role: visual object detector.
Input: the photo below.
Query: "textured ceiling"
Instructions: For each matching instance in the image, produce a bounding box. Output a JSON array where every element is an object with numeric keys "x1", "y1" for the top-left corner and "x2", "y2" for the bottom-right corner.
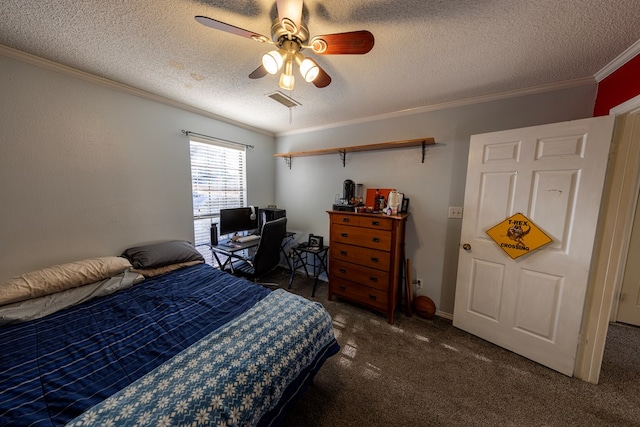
[{"x1": 1, "y1": 0, "x2": 640, "y2": 135}]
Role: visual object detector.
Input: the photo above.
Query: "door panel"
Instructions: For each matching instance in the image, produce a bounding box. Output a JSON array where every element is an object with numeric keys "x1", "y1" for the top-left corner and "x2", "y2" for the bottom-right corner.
[
  {"x1": 514, "y1": 269, "x2": 563, "y2": 340},
  {"x1": 468, "y1": 259, "x2": 505, "y2": 321},
  {"x1": 530, "y1": 170, "x2": 579, "y2": 251},
  {"x1": 477, "y1": 172, "x2": 517, "y2": 238},
  {"x1": 454, "y1": 116, "x2": 615, "y2": 376}
]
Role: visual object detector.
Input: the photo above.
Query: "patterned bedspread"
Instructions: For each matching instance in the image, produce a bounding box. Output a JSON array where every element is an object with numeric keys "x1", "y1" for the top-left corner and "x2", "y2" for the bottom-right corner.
[
  {"x1": 67, "y1": 289, "x2": 336, "y2": 426},
  {"x1": 0, "y1": 264, "x2": 339, "y2": 426}
]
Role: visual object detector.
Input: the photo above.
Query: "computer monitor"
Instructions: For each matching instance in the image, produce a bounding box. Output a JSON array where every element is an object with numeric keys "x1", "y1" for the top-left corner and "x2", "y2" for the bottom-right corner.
[{"x1": 219, "y1": 206, "x2": 260, "y2": 236}]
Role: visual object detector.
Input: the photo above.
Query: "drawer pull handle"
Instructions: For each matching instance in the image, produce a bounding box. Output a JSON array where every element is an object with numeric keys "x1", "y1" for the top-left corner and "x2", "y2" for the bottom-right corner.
[
  {"x1": 369, "y1": 294, "x2": 377, "y2": 301},
  {"x1": 372, "y1": 221, "x2": 380, "y2": 226},
  {"x1": 371, "y1": 257, "x2": 379, "y2": 263},
  {"x1": 339, "y1": 285, "x2": 346, "y2": 291},
  {"x1": 370, "y1": 276, "x2": 378, "y2": 282},
  {"x1": 342, "y1": 218, "x2": 350, "y2": 222},
  {"x1": 372, "y1": 237, "x2": 380, "y2": 243},
  {"x1": 340, "y1": 250, "x2": 348, "y2": 256},
  {"x1": 339, "y1": 268, "x2": 347, "y2": 273},
  {"x1": 341, "y1": 233, "x2": 348, "y2": 238}
]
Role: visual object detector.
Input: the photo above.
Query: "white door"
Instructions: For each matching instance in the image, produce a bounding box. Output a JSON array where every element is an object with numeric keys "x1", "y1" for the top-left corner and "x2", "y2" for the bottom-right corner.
[
  {"x1": 453, "y1": 116, "x2": 615, "y2": 376},
  {"x1": 617, "y1": 189, "x2": 640, "y2": 326}
]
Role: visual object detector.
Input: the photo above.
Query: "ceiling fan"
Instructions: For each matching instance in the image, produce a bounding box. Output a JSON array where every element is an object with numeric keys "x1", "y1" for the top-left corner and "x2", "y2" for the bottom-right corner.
[{"x1": 195, "y1": 0, "x2": 374, "y2": 91}]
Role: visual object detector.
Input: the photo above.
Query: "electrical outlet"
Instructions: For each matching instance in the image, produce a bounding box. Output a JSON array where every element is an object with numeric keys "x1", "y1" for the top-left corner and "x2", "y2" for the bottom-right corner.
[
  {"x1": 448, "y1": 206, "x2": 463, "y2": 219},
  {"x1": 412, "y1": 279, "x2": 422, "y2": 288}
]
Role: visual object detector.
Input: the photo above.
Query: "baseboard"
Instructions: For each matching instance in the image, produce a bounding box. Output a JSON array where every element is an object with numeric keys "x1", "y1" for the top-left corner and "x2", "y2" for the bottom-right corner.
[{"x1": 436, "y1": 311, "x2": 453, "y2": 321}]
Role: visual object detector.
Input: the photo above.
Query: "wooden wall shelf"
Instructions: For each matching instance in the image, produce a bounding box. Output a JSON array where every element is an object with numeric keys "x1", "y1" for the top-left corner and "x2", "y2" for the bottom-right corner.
[{"x1": 274, "y1": 137, "x2": 436, "y2": 168}]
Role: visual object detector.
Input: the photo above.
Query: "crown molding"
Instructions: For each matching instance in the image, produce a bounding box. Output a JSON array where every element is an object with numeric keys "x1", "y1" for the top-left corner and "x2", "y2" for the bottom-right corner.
[
  {"x1": 276, "y1": 77, "x2": 595, "y2": 137},
  {"x1": 1, "y1": 43, "x2": 604, "y2": 140},
  {"x1": 0, "y1": 44, "x2": 275, "y2": 137},
  {"x1": 594, "y1": 38, "x2": 640, "y2": 82}
]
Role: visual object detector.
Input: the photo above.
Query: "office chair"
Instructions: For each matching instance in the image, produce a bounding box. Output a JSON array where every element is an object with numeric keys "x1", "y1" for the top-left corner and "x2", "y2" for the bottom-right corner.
[{"x1": 229, "y1": 217, "x2": 287, "y2": 281}]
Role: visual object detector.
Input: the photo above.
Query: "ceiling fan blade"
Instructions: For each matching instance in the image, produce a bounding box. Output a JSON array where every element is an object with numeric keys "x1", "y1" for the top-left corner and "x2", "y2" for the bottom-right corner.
[
  {"x1": 249, "y1": 65, "x2": 268, "y2": 79},
  {"x1": 276, "y1": 0, "x2": 303, "y2": 35},
  {"x1": 195, "y1": 15, "x2": 271, "y2": 43},
  {"x1": 312, "y1": 64, "x2": 331, "y2": 88},
  {"x1": 310, "y1": 30, "x2": 374, "y2": 55}
]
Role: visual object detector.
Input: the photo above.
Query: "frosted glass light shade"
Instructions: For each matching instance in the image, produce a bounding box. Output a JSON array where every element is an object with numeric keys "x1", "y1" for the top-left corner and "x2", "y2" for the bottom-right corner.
[
  {"x1": 299, "y1": 58, "x2": 319, "y2": 82},
  {"x1": 279, "y1": 73, "x2": 295, "y2": 90},
  {"x1": 262, "y1": 50, "x2": 284, "y2": 75}
]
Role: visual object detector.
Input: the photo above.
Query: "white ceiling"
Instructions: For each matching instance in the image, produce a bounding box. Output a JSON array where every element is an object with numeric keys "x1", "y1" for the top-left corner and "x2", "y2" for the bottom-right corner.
[{"x1": 1, "y1": 0, "x2": 640, "y2": 135}]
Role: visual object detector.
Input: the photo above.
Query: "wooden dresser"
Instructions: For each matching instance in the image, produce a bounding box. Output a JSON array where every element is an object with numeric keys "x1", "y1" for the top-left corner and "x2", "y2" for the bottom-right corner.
[{"x1": 327, "y1": 210, "x2": 408, "y2": 324}]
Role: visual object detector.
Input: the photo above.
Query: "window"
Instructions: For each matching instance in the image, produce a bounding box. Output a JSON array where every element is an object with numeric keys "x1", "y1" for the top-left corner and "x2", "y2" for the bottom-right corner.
[{"x1": 189, "y1": 137, "x2": 247, "y2": 263}]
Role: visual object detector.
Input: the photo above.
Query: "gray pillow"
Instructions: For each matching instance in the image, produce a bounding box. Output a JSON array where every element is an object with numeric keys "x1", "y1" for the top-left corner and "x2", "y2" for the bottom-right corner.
[{"x1": 121, "y1": 241, "x2": 204, "y2": 269}]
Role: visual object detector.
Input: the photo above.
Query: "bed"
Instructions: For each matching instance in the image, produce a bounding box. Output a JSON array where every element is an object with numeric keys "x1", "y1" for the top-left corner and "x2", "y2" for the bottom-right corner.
[{"x1": 0, "y1": 241, "x2": 339, "y2": 426}]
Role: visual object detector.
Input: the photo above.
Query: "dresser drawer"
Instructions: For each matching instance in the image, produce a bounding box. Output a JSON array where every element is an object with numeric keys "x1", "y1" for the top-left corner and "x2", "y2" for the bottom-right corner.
[
  {"x1": 331, "y1": 242, "x2": 391, "y2": 271},
  {"x1": 358, "y1": 216, "x2": 393, "y2": 230},
  {"x1": 330, "y1": 278, "x2": 388, "y2": 311},
  {"x1": 331, "y1": 214, "x2": 359, "y2": 226},
  {"x1": 331, "y1": 224, "x2": 392, "y2": 251},
  {"x1": 331, "y1": 214, "x2": 393, "y2": 231},
  {"x1": 330, "y1": 259, "x2": 389, "y2": 291}
]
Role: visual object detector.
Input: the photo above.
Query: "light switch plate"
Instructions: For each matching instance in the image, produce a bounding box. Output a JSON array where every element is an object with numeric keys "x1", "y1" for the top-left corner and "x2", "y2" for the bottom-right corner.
[{"x1": 448, "y1": 206, "x2": 463, "y2": 219}]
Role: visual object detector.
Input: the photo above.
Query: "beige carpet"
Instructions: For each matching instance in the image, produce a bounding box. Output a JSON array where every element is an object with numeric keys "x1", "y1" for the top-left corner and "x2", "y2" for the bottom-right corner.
[{"x1": 259, "y1": 268, "x2": 640, "y2": 427}]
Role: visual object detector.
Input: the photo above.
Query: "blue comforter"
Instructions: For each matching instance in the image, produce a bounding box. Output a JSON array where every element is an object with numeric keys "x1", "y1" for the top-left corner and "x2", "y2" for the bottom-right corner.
[
  {"x1": 0, "y1": 264, "x2": 338, "y2": 426},
  {"x1": 68, "y1": 289, "x2": 336, "y2": 426}
]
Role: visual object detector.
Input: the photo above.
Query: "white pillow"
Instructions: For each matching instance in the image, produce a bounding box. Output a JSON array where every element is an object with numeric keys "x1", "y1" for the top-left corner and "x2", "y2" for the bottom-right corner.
[{"x1": 0, "y1": 256, "x2": 132, "y2": 305}]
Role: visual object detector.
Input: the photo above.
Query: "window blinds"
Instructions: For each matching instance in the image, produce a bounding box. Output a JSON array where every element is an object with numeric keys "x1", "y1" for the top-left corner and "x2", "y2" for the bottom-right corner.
[{"x1": 189, "y1": 138, "x2": 247, "y2": 250}]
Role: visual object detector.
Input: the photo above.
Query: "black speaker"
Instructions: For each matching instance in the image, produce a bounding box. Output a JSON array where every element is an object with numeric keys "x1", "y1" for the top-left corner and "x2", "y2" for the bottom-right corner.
[{"x1": 210, "y1": 223, "x2": 218, "y2": 245}]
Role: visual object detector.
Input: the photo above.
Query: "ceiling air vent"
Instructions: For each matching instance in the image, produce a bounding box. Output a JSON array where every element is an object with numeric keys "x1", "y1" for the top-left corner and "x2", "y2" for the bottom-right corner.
[{"x1": 267, "y1": 91, "x2": 301, "y2": 108}]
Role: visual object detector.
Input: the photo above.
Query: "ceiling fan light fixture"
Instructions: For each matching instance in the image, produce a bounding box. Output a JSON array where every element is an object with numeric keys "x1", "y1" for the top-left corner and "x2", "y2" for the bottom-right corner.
[
  {"x1": 196, "y1": 2, "x2": 376, "y2": 92},
  {"x1": 262, "y1": 49, "x2": 285, "y2": 74},
  {"x1": 298, "y1": 57, "x2": 319, "y2": 82},
  {"x1": 279, "y1": 58, "x2": 295, "y2": 90},
  {"x1": 279, "y1": 73, "x2": 295, "y2": 91}
]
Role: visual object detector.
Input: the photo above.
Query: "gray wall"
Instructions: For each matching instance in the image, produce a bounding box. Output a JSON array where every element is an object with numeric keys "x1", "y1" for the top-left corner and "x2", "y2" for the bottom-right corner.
[
  {"x1": 0, "y1": 55, "x2": 275, "y2": 279},
  {"x1": 275, "y1": 84, "x2": 597, "y2": 316},
  {"x1": 0, "y1": 51, "x2": 598, "y2": 317}
]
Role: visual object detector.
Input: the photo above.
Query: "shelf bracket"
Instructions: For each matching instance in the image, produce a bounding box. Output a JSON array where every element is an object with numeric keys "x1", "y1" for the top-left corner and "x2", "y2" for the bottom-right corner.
[
  {"x1": 421, "y1": 140, "x2": 428, "y2": 163},
  {"x1": 284, "y1": 155, "x2": 292, "y2": 169},
  {"x1": 339, "y1": 149, "x2": 347, "y2": 167}
]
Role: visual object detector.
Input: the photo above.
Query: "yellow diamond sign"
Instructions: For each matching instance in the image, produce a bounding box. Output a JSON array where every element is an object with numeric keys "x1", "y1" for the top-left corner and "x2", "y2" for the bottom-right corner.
[{"x1": 486, "y1": 213, "x2": 552, "y2": 259}]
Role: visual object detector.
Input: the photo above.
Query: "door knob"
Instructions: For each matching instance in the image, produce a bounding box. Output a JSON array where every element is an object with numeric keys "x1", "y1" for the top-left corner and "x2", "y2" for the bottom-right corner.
[{"x1": 463, "y1": 243, "x2": 471, "y2": 250}]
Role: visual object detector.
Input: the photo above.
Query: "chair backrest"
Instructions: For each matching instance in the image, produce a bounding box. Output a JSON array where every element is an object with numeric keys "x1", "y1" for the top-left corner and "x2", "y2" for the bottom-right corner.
[{"x1": 252, "y1": 217, "x2": 287, "y2": 275}]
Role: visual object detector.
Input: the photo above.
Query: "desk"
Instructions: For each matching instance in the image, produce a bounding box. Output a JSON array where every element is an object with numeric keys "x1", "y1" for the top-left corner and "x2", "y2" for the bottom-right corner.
[
  {"x1": 210, "y1": 232, "x2": 295, "y2": 274},
  {"x1": 288, "y1": 245, "x2": 329, "y2": 297}
]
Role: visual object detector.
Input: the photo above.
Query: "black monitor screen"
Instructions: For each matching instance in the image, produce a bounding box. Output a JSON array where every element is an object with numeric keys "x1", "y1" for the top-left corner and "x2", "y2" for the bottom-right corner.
[{"x1": 219, "y1": 206, "x2": 259, "y2": 236}]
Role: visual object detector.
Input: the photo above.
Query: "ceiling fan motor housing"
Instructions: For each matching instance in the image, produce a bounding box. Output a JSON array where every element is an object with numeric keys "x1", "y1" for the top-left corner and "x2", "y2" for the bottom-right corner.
[{"x1": 270, "y1": 18, "x2": 309, "y2": 49}]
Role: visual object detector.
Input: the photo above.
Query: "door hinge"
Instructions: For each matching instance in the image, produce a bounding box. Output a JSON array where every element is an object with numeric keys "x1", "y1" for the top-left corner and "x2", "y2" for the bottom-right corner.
[{"x1": 619, "y1": 292, "x2": 626, "y2": 302}]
